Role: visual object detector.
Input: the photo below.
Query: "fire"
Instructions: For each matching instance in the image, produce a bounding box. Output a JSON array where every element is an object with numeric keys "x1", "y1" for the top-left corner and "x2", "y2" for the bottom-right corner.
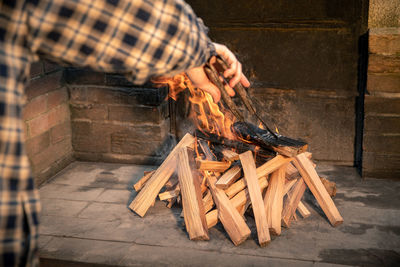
[{"x1": 154, "y1": 73, "x2": 236, "y2": 140}]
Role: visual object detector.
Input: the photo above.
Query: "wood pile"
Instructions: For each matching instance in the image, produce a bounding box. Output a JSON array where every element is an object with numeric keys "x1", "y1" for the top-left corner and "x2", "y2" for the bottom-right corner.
[{"x1": 129, "y1": 133, "x2": 343, "y2": 246}]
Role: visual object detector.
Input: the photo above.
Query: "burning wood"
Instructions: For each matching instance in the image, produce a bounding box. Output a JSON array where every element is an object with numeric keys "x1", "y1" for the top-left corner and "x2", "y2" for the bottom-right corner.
[
  {"x1": 196, "y1": 159, "x2": 231, "y2": 172},
  {"x1": 128, "y1": 72, "x2": 343, "y2": 246}
]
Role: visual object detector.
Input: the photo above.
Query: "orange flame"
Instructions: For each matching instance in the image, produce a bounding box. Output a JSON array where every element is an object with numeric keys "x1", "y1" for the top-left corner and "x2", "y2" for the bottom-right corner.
[{"x1": 154, "y1": 73, "x2": 236, "y2": 139}]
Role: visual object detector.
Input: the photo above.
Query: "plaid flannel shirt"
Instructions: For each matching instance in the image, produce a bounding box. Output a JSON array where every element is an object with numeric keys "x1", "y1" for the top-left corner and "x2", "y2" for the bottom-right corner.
[{"x1": 0, "y1": 0, "x2": 215, "y2": 266}]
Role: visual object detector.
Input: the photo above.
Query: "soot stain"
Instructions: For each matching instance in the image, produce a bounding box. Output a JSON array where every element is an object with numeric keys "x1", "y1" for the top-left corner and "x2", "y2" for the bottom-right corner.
[
  {"x1": 335, "y1": 192, "x2": 400, "y2": 210},
  {"x1": 339, "y1": 223, "x2": 374, "y2": 235},
  {"x1": 319, "y1": 248, "x2": 400, "y2": 266},
  {"x1": 376, "y1": 225, "x2": 400, "y2": 236},
  {"x1": 95, "y1": 171, "x2": 118, "y2": 183}
]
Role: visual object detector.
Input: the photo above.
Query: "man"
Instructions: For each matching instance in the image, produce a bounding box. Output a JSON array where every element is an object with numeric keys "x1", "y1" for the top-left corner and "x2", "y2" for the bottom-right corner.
[{"x1": 0, "y1": 0, "x2": 249, "y2": 266}]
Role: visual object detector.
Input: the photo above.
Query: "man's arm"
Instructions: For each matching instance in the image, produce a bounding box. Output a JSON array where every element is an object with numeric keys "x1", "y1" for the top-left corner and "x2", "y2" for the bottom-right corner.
[{"x1": 26, "y1": 0, "x2": 248, "y2": 101}]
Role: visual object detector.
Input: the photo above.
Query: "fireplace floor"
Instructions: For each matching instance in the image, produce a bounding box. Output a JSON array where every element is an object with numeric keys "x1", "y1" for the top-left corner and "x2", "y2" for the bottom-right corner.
[{"x1": 38, "y1": 161, "x2": 400, "y2": 266}]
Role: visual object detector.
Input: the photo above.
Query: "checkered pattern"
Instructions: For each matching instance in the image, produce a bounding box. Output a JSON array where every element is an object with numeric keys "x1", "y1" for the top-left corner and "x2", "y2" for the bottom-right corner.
[{"x1": 0, "y1": 0, "x2": 215, "y2": 266}]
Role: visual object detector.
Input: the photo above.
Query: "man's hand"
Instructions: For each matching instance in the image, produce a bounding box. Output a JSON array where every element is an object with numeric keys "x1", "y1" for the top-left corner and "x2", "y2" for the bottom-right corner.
[{"x1": 186, "y1": 43, "x2": 250, "y2": 102}]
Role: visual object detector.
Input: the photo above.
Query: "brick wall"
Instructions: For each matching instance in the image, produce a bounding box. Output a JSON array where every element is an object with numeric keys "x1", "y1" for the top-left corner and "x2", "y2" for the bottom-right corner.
[
  {"x1": 23, "y1": 63, "x2": 171, "y2": 185},
  {"x1": 24, "y1": 61, "x2": 74, "y2": 185},
  {"x1": 364, "y1": 0, "x2": 400, "y2": 179},
  {"x1": 64, "y1": 69, "x2": 172, "y2": 165}
]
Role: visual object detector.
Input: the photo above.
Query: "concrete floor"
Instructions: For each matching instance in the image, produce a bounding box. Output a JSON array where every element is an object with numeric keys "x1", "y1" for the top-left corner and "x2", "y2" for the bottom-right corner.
[{"x1": 38, "y1": 161, "x2": 400, "y2": 266}]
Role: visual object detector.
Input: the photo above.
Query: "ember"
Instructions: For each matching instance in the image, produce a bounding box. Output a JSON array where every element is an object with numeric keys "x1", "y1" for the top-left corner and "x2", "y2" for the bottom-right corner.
[{"x1": 129, "y1": 69, "x2": 343, "y2": 246}]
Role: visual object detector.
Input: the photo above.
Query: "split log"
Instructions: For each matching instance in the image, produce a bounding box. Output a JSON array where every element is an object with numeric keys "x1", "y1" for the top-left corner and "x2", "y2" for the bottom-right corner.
[
  {"x1": 240, "y1": 151, "x2": 271, "y2": 246},
  {"x1": 293, "y1": 153, "x2": 343, "y2": 226},
  {"x1": 196, "y1": 159, "x2": 231, "y2": 172},
  {"x1": 165, "y1": 175, "x2": 178, "y2": 189},
  {"x1": 158, "y1": 184, "x2": 180, "y2": 201},
  {"x1": 286, "y1": 152, "x2": 312, "y2": 180},
  {"x1": 215, "y1": 165, "x2": 242, "y2": 189},
  {"x1": 198, "y1": 139, "x2": 216, "y2": 160},
  {"x1": 224, "y1": 155, "x2": 290, "y2": 199},
  {"x1": 281, "y1": 178, "x2": 307, "y2": 227},
  {"x1": 285, "y1": 163, "x2": 300, "y2": 180},
  {"x1": 257, "y1": 155, "x2": 292, "y2": 178},
  {"x1": 184, "y1": 189, "x2": 214, "y2": 218},
  {"x1": 272, "y1": 145, "x2": 308, "y2": 158},
  {"x1": 297, "y1": 201, "x2": 311, "y2": 218},
  {"x1": 222, "y1": 149, "x2": 239, "y2": 161},
  {"x1": 177, "y1": 147, "x2": 209, "y2": 241},
  {"x1": 167, "y1": 197, "x2": 177, "y2": 208},
  {"x1": 129, "y1": 133, "x2": 195, "y2": 217},
  {"x1": 264, "y1": 164, "x2": 286, "y2": 235},
  {"x1": 205, "y1": 176, "x2": 268, "y2": 229},
  {"x1": 283, "y1": 179, "x2": 298, "y2": 195},
  {"x1": 207, "y1": 175, "x2": 251, "y2": 246},
  {"x1": 205, "y1": 209, "x2": 218, "y2": 229},
  {"x1": 235, "y1": 177, "x2": 269, "y2": 216},
  {"x1": 202, "y1": 190, "x2": 214, "y2": 213},
  {"x1": 133, "y1": 170, "x2": 155, "y2": 192},
  {"x1": 320, "y1": 177, "x2": 337, "y2": 197}
]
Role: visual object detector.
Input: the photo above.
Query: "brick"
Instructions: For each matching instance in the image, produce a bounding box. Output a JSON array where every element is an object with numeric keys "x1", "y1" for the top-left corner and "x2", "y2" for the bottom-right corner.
[
  {"x1": 63, "y1": 68, "x2": 105, "y2": 85},
  {"x1": 69, "y1": 87, "x2": 87, "y2": 102},
  {"x1": 70, "y1": 104, "x2": 108, "y2": 121},
  {"x1": 74, "y1": 151, "x2": 163, "y2": 165},
  {"x1": 28, "y1": 113, "x2": 50, "y2": 138},
  {"x1": 367, "y1": 73, "x2": 400, "y2": 93},
  {"x1": 30, "y1": 61, "x2": 43, "y2": 78},
  {"x1": 86, "y1": 87, "x2": 126, "y2": 104},
  {"x1": 71, "y1": 119, "x2": 169, "y2": 154},
  {"x1": 28, "y1": 104, "x2": 69, "y2": 137},
  {"x1": 363, "y1": 170, "x2": 400, "y2": 180},
  {"x1": 109, "y1": 125, "x2": 166, "y2": 142},
  {"x1": 30, "y1": 137, "x2": 73, "y2": 177},
  {"x1": 108, "y1": 104, "x2": 164, "y2": 123},
  {"x1": 23, "y1": 94, "x2": 48, "y2": 120},
  {"x1": 365, "y1": 96, "x2": 400, "y2": 115},
  {"x1": 48, "y1": 104, "x2": 70, "y2": 129},
  {"x1": 363, "y1": 135, "x2": 400, "y2": 154},
  {"x1": 34, "y1": 154, "x2": 74, "y2": 186},
  {"x1": 111, "y1": 139, "x2": 164, "y2": 156},
  {"x1": 48, "y1": 88, "x2": 68, "y2": 110},
  {"x1": 72, "y1": 121, "x2": 110, "y2": 153},
  {"x1": 73, "y1": 151, "x2": 103, "y2": 162},
  {"x1": 100, "y1": 153, "x2": 163, "y2": 165},
  {"x1": 26, "y1": 71, "x2": 63, "y2": 100},
  {"x1": 26, "y1": 132, "x2": 50, "y2": 156},
  {"x1": 363, "y1": 152, "x2": 400, "y2": 174},
  {"x1": 102, "y1": 77, "x2": 168, "y2": 106},
  {"x1": 44, "y1": 60, "x2": 61, "y2": 74},
  {"x1": 86, "y1": 87, "x2": 168, "y2": 107},
  {"x1": 365, "y1": 115, "x2": 400, "y2": 134},
  {"x1": 51, "y1": 120, "x2": 72, "y2": 144},
  {"x1": 368, "y1": 54, "x2": 400, "y2": 73},
  {"x1": 369, "y1": 33, "x2": 400, "y2": 55}
]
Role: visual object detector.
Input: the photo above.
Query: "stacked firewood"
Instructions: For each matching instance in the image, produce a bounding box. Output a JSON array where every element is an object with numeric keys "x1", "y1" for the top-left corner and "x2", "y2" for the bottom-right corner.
[{"x1": 129, "y1": 133, "x2": 343, "y2": 246}]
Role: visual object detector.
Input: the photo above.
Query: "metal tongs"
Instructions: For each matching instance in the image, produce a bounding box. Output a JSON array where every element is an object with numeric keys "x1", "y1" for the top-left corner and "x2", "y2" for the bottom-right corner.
[{"x1": 204, "y1": 55, "x2": 278, "y2": 139}]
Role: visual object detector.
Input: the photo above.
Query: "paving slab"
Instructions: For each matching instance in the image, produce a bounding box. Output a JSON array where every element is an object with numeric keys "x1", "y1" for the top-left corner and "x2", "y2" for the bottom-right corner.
[{"x1": 39, "y1": 161, "x2": 400, "y2": 266}]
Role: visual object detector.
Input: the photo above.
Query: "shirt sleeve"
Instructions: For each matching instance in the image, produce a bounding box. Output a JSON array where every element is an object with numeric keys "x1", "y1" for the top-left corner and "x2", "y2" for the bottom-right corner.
[{"x1": 26, "y1": 0, "x2": 216, "y2": 84}]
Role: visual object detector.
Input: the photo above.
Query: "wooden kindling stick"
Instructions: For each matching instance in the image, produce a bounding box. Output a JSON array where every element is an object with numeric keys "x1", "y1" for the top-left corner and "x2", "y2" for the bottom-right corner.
[
  {"x1": 129, "y1": 133, "x2": 195, "y2": 217},
  {"x1": 177, "y1": 146, "x2": 209, "y2": 241}
]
